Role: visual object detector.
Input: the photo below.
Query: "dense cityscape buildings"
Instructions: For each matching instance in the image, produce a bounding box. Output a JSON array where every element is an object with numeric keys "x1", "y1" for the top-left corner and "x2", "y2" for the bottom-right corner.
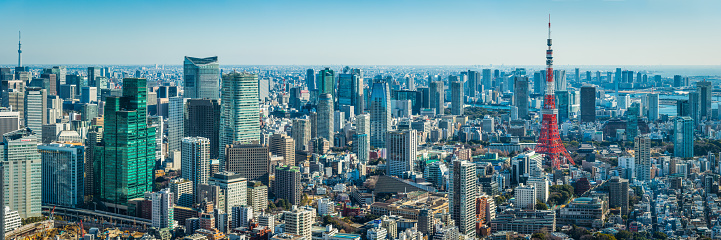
[{"x1": 2, "y1": 5, "x2": 721, "y2": 240}]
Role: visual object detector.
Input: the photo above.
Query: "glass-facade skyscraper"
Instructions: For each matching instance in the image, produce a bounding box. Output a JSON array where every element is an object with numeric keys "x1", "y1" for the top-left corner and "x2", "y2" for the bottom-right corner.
[
  {"x1": 98, "y1": 78, "x2": 156, "y2": 206},
  {"x1": 219, "y1": 72, "x2": 260, "y2": 166},
  {"x1": 183, "y1": 56, "x2": 220, "y2": 99},
  {"x1": 674, "y1": 116, "x2": 694, "y2": 158},
  {"x1": 370, "y1": 81, "x2": 391, "y2": 148},
  {"x1": 39, "y1": 143, "x2": 85, "y2": 208},
  {"x1": 337, "y1": 68, "x2": 363, "y2": 114},
  {"x1": 318, "y1": 68, "x2": 335, "y2": 98}
]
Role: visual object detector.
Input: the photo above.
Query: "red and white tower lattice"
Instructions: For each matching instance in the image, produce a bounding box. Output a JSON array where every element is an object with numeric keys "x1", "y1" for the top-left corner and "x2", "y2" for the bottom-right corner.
[{"x1": 535, "y1": 16, "x2": 573, "y2": 169}]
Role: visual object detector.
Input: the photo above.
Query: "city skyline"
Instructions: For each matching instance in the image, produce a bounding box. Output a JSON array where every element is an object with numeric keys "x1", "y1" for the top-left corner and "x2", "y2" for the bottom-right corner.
[{"x1": 1, "y1": 0, "x2": 720, "y2": 66}]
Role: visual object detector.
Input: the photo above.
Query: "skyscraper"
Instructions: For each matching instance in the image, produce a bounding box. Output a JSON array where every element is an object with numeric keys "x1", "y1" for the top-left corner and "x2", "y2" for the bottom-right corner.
[
  {"x1": 609, "y1": 176, "x2": 629, "y2": 214},
  {"x1": 88, "y1": 67, "x2": 100, "y2": 88},
  {"x1": 219, "y1": 72, "x2": 260, "y2": 164},
  {"x1": 292, "y1": 118, "x2": 311, "y2": 151},
  {"x1": 317, "y1": 93, "x2": 334, "y2": 141},
  {"x1": 697, "y1": 80, "x2": 712, "y2": 119},
  {"x1": 555, "y1": 90, "x2": 569, "y2": 122},
  {"x1": 182, "y1": 137, "x2": 210, "y2": 202},
  {"x1": 306, "y1": 69, "x2": 316, "y2": 91},
  {"x1": 39, "y1": 143, "x2": 85, "y2": 208},
  {"x1": 338, "y1": 68, "x2": 364, "y2": 114},
  {"x1": 224, "y1": 143, "x2": 271, "y2": 185},
  {"x1": 98, "y1": 78, "x2": 156, "y2": 206},
  {"x1": 689, "y1": 91, "x2": 701, "y2": 124},
  {"x1": 386, "y1": 130, "x2": 418, "y2": 177},
  {"x1": 275, "y1": 165, "x2": 302, "y2": 206},
  {"x1": 2, "y1": 129, "x2": 42, "y2": 218},
  {"x1": 24, "y1": 87, "x2": 47, "y2": 137},
  {"x1": 647, "y1": 93, "x2": 659, "y2": 122},
  {"x1": 580, "y1": 86, "x2": 596, "y2": 123},
  {"x1": 429, "y1": 81, "x2": 444, "y2": 115},
  {"x1": 451, "y1": 80, "x2": 464, "y2": 115},
  {"x1": 482, "y1": 69, "x2": 492, "y2": 92},
  {"x1": 513, "y1": 76, "x2": 529, "y2": 119},
  {"x1": 168, "y1": 97, "x2": 186, "y2": 152},
  {"x1": 269, "y1": 133, "x2": 295, "y2": 166},
  {"x1": 674, "y1": 116, "x2": 694, "y2": 158},
  {"x1": 353, "y1": 114, "x2": 370, "y2": 163},
  {"x1": 450, "y1": 160, "x2": 477, "y2": 237},
  {"x1": 370, "y1": 81, "x2": 391, "y2": 148},
  {"x1": 318, "y1": 68, "x2": 335, "y2": 97},
  {"x1": 183, "y1": 56, "x2": 220, "y2": 99},
  {"x1": 186, "y1": 99, "x2": 221, "y2": 159},
  {"x1": 208, "y1": 171, "x2": 247, "y2": 226},
  {"x1": 634, "y1": 136, "x2": 651, "y2": 181},
  {"x1": 467, "y1": 70, "x2": 480, "y2": 99}
]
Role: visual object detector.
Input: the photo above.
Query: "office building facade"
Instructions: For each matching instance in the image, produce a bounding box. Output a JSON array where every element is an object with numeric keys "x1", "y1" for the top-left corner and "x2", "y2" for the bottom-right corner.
[
  {"x1": 220, "y1": 73, "x2": 261, "y2": 164},
  {"x1": 39, "y1": 143, "x2": 85, "y2": 208},
  {"x1": 183, "y1": 56, "x2": 220, "y2": 99}
]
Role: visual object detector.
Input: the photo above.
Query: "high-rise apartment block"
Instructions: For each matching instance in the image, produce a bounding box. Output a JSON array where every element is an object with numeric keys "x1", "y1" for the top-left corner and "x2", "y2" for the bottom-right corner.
[
  {"x1": 450, "y1": 160, "x2": 477, "y2": 237},
  {"x1": 386, "y1": 130, "x2": 417, "y2": 177},
  {"x1": 274, "y1": 165, "x2": 302, "y2": 206},
  {"x1": 182, "y1": 137, "x2": 211, "y2": 202}
]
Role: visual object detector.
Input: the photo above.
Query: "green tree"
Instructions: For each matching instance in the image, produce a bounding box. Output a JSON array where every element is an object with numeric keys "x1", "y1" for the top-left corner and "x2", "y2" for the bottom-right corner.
[{"x1": 536, "y1": 202, "x2": 548, "y2": 210}]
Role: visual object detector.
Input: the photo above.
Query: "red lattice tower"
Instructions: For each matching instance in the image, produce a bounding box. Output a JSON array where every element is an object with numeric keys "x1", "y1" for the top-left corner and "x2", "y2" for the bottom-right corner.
[{"x1": 535, "y1": 16, "x2": 573, "y2": 169}]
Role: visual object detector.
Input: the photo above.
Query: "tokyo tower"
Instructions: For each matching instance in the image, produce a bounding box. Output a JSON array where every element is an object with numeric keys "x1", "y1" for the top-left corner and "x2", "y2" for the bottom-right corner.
[{"x1": 535, "y1": 16, "x2": 573, "y2": 169}]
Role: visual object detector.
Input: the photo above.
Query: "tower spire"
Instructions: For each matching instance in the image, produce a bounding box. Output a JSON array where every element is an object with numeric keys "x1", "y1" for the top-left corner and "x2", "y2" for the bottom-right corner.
[{"x1": 18, "y1": 31, "x2": 22, "y2": 67}]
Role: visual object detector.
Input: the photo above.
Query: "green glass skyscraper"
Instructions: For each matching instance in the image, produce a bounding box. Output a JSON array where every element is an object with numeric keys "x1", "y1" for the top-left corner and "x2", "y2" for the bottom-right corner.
[
  {"x1": 318, "y1": 68, "x2": 335, "y2": 98},
  {"x1": 219, "y1": 72, "x2": 260, "y2": 167},
  {"x1": 97, "y1": 78, "x2": 156, "y2": 206}
]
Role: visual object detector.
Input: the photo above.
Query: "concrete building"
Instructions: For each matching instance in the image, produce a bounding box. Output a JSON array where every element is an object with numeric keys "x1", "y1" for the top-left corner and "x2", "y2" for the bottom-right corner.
[
  {"x1": 490, "y1": 210, "x2": 556, "y2": 234},
  {"x1": 24, "y1": 87, "x2": 47, "y2": 137},
  {"x1": 514, "y1": 183, "x2": 537, "y2": 210},
  {"x1": 292, "y1": 118, "x2": 311, "y2": 151},
  {"x1": 0, "y1": 110, "x2": 20, "y2": 136},
  {"x1": 182, "y1": 137, "x2": 211, "y2": 202},
  {"x1": 2, "y1": 128, "x2": 42, "y2": 218},
  {"x1": 450, "y1": 160, "x2": 477, "y2": 237},
  {"x1": 274, "y1": 165, "x2": 302, "y2": 206},
  {"x1": 317, "y1": 93, "x2": 334, "y2": 141},
  {"x1": 527, "y1": 176, "x2": 549, "y2": 203},
  {"x1": 269, "y1": 133, "x2": 295, "y2": 166},
  {"x1": 284, "y1": 206, "x2": 314, "y2": 239},
  {"x1": 386, "y1": 130, "x2": 417, "y2": 177},
  {"x1": 634, "y1": 136, "x2": 651, "y2": 181},
  {"x1": 224, "y1": 143, "x2": 271, "y2": 185},
  {"x1": 208, "y1": 172, "x2": 247, "y2": 226},
  {"x1": 152, "y1": 188, "x2": 176, "y2": 229},
  {"x1": 247, "y1": 181, "x2": 268, "y2": 216},
  {"x1": 609, "y1": 176, "x2": 629, "y2": 214}
]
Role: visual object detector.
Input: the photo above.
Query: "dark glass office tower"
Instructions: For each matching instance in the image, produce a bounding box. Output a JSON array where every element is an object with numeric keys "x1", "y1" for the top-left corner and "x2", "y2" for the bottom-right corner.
[
  {"x1": 580, "y1": 86, "x2": 596, "y2": 123},
  {"x1": 186, "y1": 99, "x2": 221, "y2": 159},
  {"x1": 183, "y1": 56, "x2": 220, "y2": 99},
  {"x1": 337, "y1": 68, "x2": 364, "y2": 114},
  {"x1": 97, "y1": 78, "x2": 156, "y2": 206}
]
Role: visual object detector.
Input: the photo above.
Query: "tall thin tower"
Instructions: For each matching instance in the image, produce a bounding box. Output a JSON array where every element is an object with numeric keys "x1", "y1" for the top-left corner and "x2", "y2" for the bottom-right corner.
[
  {"x1": 18, "y1": 31, "x2": 22, "y2": 67},
  {"x1": 535, "y1": 16, "x2": 573, "y2": 169}
]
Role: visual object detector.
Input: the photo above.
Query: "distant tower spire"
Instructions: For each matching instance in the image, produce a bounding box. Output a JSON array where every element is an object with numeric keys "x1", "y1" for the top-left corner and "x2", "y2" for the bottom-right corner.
[{"x1": 18, "y1": 31, "x2": 22, "y2": 67}]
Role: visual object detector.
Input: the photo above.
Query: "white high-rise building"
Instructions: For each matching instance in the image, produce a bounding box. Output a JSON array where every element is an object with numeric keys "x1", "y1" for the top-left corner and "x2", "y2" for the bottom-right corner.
[
  {"x1": 292, "y1": 118, "x2": 311, "y2": 151},
  {"x1": 635, "y1": 136, "x2": 651, "y2": 181},
  {"x1": 169, "y1": 178, "x2": 193, "y2": 207},
  {"x1": 151, "y1": 188, "x2": 176, "y2": 229},
  {"x1": 182, "y1": 137, "x2": 210, "y2": 202},
  {"x1": 317, "y1": 198, "x2": 334, "y2": 216},
  {"x1": 232, "y1": 205, "x2": 254, "y2": 228},
  {"x1": 4, "y1": 206, "x2": 21, "y2": 233},
  {"x1": 209, "y1": 172, "x2": 247, "y2": 227},
  {"x1": 168, "y1": 97, "x2": 186, "y2": 152},
  {"x1": 386, "y1": 130, "x2": 417, "y2": 177},
  {"x1": 515, "y1": 183, "x2": 537, "y2": 210},
  {"x1": 354, "y1": 114, "x2": 370, "y2": 163},
  {"x1": 258, "y1": 212, "x2": 275, "y2": 232},
  {"x1": 247, "y1": 181, "x2": 268, "y2": 215},
  {"x1": 527, "y1": 176, "x2": 549, "y2": 203},
  {"x1": 2, "y1": 129, "x2": 42, "y2": 219},
  {"x1": 449, "y1": 160, "x2": 476, "y2": 237},
  {"x1": 284, "y1": 206, "x2": 314, "y2": 239}
]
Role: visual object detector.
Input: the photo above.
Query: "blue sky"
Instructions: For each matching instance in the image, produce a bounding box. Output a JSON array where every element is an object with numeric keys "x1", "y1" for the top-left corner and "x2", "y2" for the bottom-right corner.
[{"x1": 1, "y1": 0, "x2": 719, "y2": 65}]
